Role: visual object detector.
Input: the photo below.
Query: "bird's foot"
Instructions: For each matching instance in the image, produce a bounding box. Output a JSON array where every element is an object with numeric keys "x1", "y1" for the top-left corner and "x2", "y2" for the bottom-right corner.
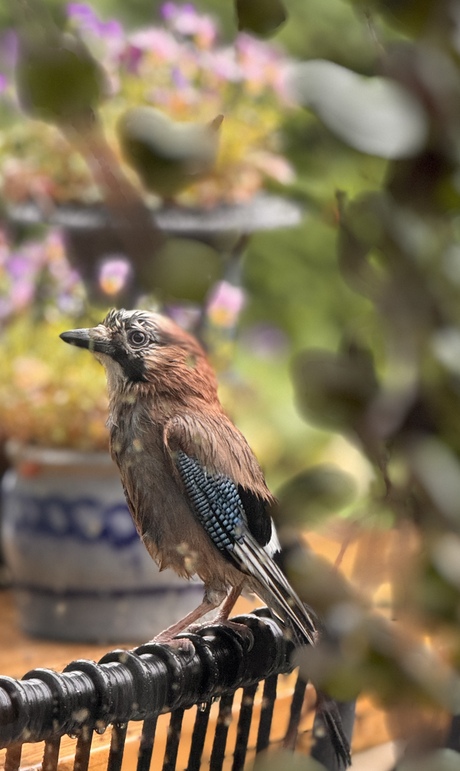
[
  {"x1": 185, "y1": 618, "x2": 254, "y2": 651},
  {"x1": 220, "y1": 619, "x2": 255, "y2": 651},
  {"x1": 148, "y1": 631, "x2": 196, "y2": 657}
]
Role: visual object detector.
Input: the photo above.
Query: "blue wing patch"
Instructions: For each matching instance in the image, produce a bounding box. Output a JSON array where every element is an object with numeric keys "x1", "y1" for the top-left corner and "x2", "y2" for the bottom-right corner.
[
  {"x1": 176, "y1": 450, "x2": 318, "y2": 649},
  {"x1": 175, "y1": 450, "x2": 246, "y2": 553}
]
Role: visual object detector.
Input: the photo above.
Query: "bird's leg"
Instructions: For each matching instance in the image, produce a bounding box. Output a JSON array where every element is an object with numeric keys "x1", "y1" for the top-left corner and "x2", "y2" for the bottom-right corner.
[
  {"x1": 185, "y1": 583, "x2": 243, "y2": 633},
  {"x1": 151, "y1": 593, "x2": 220, "y2": 644},
  {"x1": 207, "y1": 583, "x2": 254, "y2": 650},
  {"x1": 214, "y1": 583, "x2": 244, "y2": 622}
]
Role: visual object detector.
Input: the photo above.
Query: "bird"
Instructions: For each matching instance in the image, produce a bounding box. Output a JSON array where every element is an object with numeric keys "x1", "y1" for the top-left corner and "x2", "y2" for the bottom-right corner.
[
  {"x1": 60, "y1": 308, "x2": 351, "y2": 767},
  {"x1": 117, "y1": 107, "x2": 223, "y2": 199}
]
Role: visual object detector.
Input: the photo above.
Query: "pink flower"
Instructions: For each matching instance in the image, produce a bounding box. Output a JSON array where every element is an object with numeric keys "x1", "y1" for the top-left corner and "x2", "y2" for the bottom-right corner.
[
  {"x1": 128, "y1": 28, "x2": 179, "y2": 61},
  {"x1": 162, "y1": 2, "x2": 218, "y2": 48},
  {"x1": 250, "y1": 151, "x2": 295, "y2": 184},
  {"x1": 207, "y1": 281, "x2": 246, "y2": 327},
  {"x1": 202, "y1": 48, "x2": 241, "y2": 83},
  {"x1": 67, "y1": 2, "x2": 125, "y2": 66},
  {"x1": 98, "y1": 256, "x2": 132, "y2": 296}
]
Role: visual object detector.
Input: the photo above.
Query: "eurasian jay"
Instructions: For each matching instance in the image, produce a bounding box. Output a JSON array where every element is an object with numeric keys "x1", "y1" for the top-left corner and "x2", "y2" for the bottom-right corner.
[{"x1": 60, "y1": 308, "x2": 351, "y2": 766}]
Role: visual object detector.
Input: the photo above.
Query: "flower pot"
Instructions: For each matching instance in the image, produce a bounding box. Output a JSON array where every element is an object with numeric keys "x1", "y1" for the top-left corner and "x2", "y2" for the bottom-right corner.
[{"x1": 1, "y1": 445, "x2": 203, "y2": 643}]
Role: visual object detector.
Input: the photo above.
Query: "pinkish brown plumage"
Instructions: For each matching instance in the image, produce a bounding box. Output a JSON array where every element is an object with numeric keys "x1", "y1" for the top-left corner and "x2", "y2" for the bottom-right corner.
[
  {"x1": 60, "y1": 307, "x2": 351, "y2": 767},
  {"x1": 60, "y1": 308, "x2": 314, "y2": 635}
]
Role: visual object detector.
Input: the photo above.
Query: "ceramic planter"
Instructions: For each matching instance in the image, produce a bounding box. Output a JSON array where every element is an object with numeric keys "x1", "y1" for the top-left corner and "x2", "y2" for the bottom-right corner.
[{"x1": 1, "y1": 445, "x2": 203, "y2": 643}]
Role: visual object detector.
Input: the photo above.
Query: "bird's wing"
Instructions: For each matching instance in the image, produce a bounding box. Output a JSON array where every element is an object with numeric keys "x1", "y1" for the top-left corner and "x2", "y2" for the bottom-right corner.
[
  {"x1": 166, "y1": 416, "x2": 350, "y2": 766},
  {"x1": 172, "y1": 447, "x2": 318, "y2": 647},
  {"x1": 165, "y1": 411, "x2": 275, "y2": 546}
]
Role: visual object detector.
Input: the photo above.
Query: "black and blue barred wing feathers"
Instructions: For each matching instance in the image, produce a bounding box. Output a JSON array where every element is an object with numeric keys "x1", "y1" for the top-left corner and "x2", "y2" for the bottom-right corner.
[{"x1": 174, "y1": 449, "x2": 318, "y2": 647}]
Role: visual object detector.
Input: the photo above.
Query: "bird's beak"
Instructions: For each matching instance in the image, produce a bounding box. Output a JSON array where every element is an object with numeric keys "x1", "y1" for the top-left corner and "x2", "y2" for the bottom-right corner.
[{"x1": 60, "y1": 327, "x2": 113, "y2": 355}]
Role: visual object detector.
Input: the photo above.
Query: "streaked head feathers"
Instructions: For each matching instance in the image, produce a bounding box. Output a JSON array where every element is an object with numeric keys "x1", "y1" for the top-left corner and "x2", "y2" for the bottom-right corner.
[{"x1": 60, "y1": 308, "x2": 218, "y2": 398}]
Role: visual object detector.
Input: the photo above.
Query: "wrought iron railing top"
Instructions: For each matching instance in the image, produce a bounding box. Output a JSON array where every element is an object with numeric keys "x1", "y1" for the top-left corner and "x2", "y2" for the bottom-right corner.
[
  {"x1": 0, "y1": 609, "x2": 355, "y2": 771},
  {"x1": 0, "y1": 610, "x2": 288, "y2": 747}
]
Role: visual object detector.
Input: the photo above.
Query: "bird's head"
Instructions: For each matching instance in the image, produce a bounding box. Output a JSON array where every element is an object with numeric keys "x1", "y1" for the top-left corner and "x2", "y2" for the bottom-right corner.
[{"x1": 60, "y1": 309, "x2": 218, "y2": 401}]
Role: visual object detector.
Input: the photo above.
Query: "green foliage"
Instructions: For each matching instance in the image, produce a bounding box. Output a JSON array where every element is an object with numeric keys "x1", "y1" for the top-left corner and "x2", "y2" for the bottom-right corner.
[
  {"x1": 293, "y1": 344, "x2": 378, "y2": 434},
  {"x1": 235, "y1": 0, "x2": 287, "y2": 38},
  {"x1": 117, "y1": 108, "x2": 222, "y2": 198},
  {"x1": 266, "y1": 0, "x2": 460, "y2": 741},
  {"x1": 151, "y1": 238, "x2": 222, "y2": 302},
  {"x1": 5, "y1": 0, "x2": 460, "y2": 751},
  {"x1": 16, "y1": 32, "x2": 105, "y2": 125},
  {"x1": 275, "y1": 465, "x2": 357, "y2": 527}
]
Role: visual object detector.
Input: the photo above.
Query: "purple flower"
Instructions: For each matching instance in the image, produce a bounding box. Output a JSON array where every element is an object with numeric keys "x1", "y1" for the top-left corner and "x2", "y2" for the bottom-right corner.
[
  {"x1": 171, "y1": 66, "x2": 189, "y2": 89},
  {"x1": 203, "y1": 48, "x2": 241, "y2": 83},
  {"x1": 10, "y1": 279, "x2": 35, "y2": 311},
  {"x1": 235, "y1": 33, "x2": 288, "y2": 97},
  {"x1": 1, "y1": 2, "x2": 294, "y2": 213},
  {"x1": 67, "y1": 2, "x2": 124, "y2": 60},
  {"x1": 0, "y1": 297, "x2": 13, "y2": 320},
  {"x1": 166, "y1": 304, "x2": 202, "y2": 330},
  {"x1": 0, "y1": 30, "x2": 18, "y2": 95},
  {"x1": 207, "y1": 281, "x2": 246, "y2": 327},
  {"x1": 98, "y1": 256, "x2": 132, "y2": 296},
  {"x1": 242, "y1": 323, "x2": 288, "y2": 358},
  {"x1": 8, "y1": 254, "x2": 32, "y2": 281},
  {"x1": 0, "y1": 229, "x2": 86, "y2": 323},
  {"x1": 67, "y1": 3, "x2": 100, "y2": 27},
  {"x1": 161, "y1": 2, "x2": 177, "y2": 20},
  {"x1": 161, "y1": 2, "x2": 217, "y2": 46},
  {"x1": 128, "y1": 28, "x2": 179, "y2": 61},
  {"x1": 99, "y1": 19, "x2": 124, "y2": 37}
]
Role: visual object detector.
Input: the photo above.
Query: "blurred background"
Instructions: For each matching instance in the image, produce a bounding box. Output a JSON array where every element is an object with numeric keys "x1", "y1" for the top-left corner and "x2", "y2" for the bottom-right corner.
[{"x1": 2, "y1": 0, "x2": 460, "y2": 765}]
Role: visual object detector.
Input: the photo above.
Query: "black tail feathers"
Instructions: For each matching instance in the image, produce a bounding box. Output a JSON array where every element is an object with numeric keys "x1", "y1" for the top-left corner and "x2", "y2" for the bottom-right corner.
[
  {"x1": 272, "y1": 537, "x2": 353, "y2": 766},
  {"x1": 313, "y1": 693, "x2": 353, "y2": 769}
]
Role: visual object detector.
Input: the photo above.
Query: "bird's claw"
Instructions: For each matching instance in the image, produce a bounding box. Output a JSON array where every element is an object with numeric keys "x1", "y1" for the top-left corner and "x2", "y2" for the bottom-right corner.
[
  {"x1": 149, "y1": 632, "x2": 196, "y2": 659},
  {"x1": 221, "y1": 620, "x2": 255, "y2": 651},
  {"x1": 186, "y1": 619, "x2": 254, "y2": 652}
]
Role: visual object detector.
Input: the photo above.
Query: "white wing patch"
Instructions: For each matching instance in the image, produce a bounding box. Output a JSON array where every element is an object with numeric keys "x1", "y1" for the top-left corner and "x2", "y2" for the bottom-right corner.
[{"x1": 264, "y1": 518, "x2": 281, "y2": 557}]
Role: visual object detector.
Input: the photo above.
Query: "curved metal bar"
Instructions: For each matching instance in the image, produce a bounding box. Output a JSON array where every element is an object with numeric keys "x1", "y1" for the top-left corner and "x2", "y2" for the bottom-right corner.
[{"x1": 0, "y1": 612, "x2": 294, "y2": 748}]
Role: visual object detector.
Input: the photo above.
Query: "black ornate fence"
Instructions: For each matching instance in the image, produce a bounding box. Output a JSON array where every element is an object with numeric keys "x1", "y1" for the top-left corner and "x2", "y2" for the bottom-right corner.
[{"x1": 0, "y1": 609, "x2": 355, "y2": 771}]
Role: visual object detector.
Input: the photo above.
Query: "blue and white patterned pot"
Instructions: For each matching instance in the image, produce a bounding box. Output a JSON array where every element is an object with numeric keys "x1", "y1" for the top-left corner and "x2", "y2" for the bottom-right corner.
[{"x1": 1, "y1": 445, "x2": 202, "y2": 643}]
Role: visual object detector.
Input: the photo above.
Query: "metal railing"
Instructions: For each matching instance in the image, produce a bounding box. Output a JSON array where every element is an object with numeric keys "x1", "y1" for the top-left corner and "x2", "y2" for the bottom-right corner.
[{"x1": 0, "y1": 609, "x2": 354, "y2": 771}]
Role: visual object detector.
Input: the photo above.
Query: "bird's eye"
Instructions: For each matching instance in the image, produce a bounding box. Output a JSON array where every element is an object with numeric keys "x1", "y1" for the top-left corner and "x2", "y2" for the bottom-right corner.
[{"x1": 128, "y1": 329, "x2": 148, "y2": 347}]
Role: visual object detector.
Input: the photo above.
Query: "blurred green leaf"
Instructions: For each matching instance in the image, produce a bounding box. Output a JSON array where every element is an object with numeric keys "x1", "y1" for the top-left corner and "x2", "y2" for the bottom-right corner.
[
  {"x1": 150, "y1": 237, "x2": 222, "y2": 302},
  {"x1": 117, "y1": 108, "x2": 222, "y2": 199},
  {"x1": 336, "y1": 192, "x2": 386, "y2": 297},
  {"x1": 280, "y1": 540, "x2": 352, "y2": 618},
  {"x1": 292, "y1": 344, "x2": 379, "y2": 433},
  {"x1": 235, "y1": 0, "x2": 287, "y2": 38},
  {"x1": 346, "y1": 0, "x2": 438, "y2": 35},
  {"x1": 408, "y1": 438, "x2": 460, "y2": 530},
  {"x1": 287, "y1": 60, "x2": 428, "y2": 158},
  {"x1": 16, "y1": 32, "x2": 105, "y2": 124},
  {"x1": 376, "y1": 0, "x2": 442, "y2": 36},
  {"x1": 412, "y1": 558, "x2": 460, "y2": 627},
  {"x1": 276, "y1": 465, "x2": 357, "y2": 526},
  {"x1": 297, "y1": 609, "x2": 458, "y2": 709}
]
